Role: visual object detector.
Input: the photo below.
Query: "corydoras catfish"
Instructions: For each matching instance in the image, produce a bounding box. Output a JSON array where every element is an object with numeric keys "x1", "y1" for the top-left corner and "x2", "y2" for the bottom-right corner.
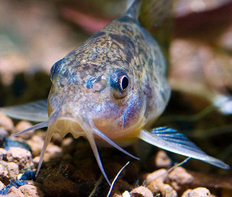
[{"x1": 1, "y1": 0, "x2": 229, "y2": 185}]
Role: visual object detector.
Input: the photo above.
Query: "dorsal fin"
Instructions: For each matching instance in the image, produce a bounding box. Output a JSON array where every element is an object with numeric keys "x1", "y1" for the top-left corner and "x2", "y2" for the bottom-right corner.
[{"x1": 139, "y1": 0, "x2": 173, "y2": 67}]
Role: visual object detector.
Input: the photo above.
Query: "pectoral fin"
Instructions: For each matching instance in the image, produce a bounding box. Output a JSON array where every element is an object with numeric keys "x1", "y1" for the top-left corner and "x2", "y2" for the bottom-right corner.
[
  {"x1": 139, "y1": 127, "x2": 230, "y2": 169},
  {"x1": 0, "y1": 100, "x2": 48, "y2": 122}
]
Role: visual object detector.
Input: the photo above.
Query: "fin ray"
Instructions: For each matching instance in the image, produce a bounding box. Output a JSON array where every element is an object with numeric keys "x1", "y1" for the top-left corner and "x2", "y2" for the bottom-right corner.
[
  {"x1": 12, "y1": 121, "x2": 48, "y2": 137},
  {"x1": 139, "y1": 127, "x2": 230, "y2": 169},
  {"x1": 1, "y1": 100, "x2": 48, "y2": 122}
]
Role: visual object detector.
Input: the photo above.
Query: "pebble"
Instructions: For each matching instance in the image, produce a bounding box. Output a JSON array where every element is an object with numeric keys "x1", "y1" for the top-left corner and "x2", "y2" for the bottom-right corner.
[
  {"x1": 161, "y1": 183, "x2": 178, "y2": 197},
  {"x1": 0, "y1": 112, "x2": 14, "y2": 132},
  {"x1": 51, "y1": 133, "x2": 63, "y2": 146},
  {"x1": 0, "y1": 128, "x2": 9, "y2": 145},
  {"x1": 7, "y1": 186, "x2": 24, "y2": 197},
  {"x1": 144, "y1": 168, "x2": 168, "y2": 183},
  {"x1": 33, "y1": 156, "x2": 40, "y2": 165},
  {"x1": 61, "y1": 137, "x2": 73, "y2": 148},
  {"x1": 19, "y1": 184, "x2": 44, "y2": 197},
  {"x1": 147, "y1": 179, "x2": 177, "y2": 197},
  {"x1": 15, "y1": 121, "x2": 34, "y2": 139},
  {"x1": 7, "y1": 147, "x2": 33, "y2": 169},
  {"x1": 0, "y1": 161, "x2": 8, "y2": 178},
  {"x1": 19, "y1": 170, "x2": 35, "y2": 180},
  {"x1": 0, "y1": 148, "x2": 7, "y2": 160},
  {"x1": 155, "y1": 150, "x2": 172, "y2": 168},
  {"x1": 0, "y1": 181, "x2": 5, "y2": 190},
  {"x1": 27, "y1": 135, "x2": 43, "y2": 157},
  {"x1": 181, "y1": 187, "x2": 211, "y2": 197},
  {"x1": 130, "y1": 186, "x2": 153, "y2": 197},
  {"x1": 43, "y1": 143, "x2": 62, "y2": 162},
  {"x1": 168, "y1": 167, "x2": 194, "y2": 190},
  {"x1": 7, "y1": 162, "x2": 19, "y2": 180},
  {"x1": 4, "y1": 138, "x2": 32, "y2": 152}
]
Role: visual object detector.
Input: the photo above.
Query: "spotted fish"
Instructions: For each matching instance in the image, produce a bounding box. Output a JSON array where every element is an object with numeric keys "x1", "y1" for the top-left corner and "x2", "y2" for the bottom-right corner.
[{"x1": 1, "y1": 0, "x2": 229, "y2": 185}]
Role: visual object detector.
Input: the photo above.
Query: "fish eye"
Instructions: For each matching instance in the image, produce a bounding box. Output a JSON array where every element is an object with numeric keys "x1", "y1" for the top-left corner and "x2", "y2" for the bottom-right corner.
[
  {"x1": 110, "y1": 70, "x2": 130, "y2": 99},
  {"x1": 120, "y1": 75, "x2": 129, "y2": 90}
]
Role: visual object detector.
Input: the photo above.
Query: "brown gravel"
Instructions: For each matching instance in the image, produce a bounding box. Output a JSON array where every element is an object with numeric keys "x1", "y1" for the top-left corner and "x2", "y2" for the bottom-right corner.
[
  {"x1": 0, "y1": 117, "x2": 230, "y2": 197},
  {"x1": 181, "y1": 187, "x2": 211, "y2": 197},
  {"x1": 6, "y1": 147, "x2": 33, "y2": 169},
  {"x1": 130, "y1": 186, "x2": 153, "y2": 197}
]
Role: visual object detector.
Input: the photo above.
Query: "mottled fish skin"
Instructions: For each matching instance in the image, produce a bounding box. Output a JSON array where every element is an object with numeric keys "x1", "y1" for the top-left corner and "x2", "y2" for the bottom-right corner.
[{"x1": 48, "y1": 2, "x2": 170, "y2": 145}]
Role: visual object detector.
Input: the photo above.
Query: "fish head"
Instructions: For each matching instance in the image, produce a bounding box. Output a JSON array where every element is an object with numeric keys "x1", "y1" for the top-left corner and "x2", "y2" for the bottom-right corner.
[
  {"x1": 48, "y1": 55, "x2": 146, "y2": 144},
  {"x1": 44, "y1": 50, "x2": 145, "y2": 184}
]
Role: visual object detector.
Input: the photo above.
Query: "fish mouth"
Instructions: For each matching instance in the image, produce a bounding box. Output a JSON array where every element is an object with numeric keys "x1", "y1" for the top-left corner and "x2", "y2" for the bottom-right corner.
[{"x1": 13, "y1": 109, "x2": 139, "y2": 185}]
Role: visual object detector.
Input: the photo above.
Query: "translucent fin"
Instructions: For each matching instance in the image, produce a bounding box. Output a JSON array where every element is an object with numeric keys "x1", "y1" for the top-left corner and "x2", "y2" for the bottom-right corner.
[
  {"x1": 92, "y1": 126, "x2": 139, "y2": 160},
  {"x1": 12, "y1": 121, "x2": 48, "y2": 137},
  {"x1": 1, "y1": 100, "x2": 48, "y2": 122},
  {"x1": 139, "y1": 0, "x2": 173, "y2": 64},
  {"x1": 139, "y1": 127, "x2": 230, "y2": 169},
  {"x1": 85, "y1": 131, "x2": 111, "y2": 186}
]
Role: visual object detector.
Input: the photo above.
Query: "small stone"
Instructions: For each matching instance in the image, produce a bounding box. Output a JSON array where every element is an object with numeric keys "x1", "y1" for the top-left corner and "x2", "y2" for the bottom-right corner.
[
  {"x1": 0, "y1": 181, "x2": 5, "y2": 190},
  {"x1": 0, "y1": 148, "x2": 7, "y2": 160},
  {"x1": 15, "y1": 121, "x2": 34, "y2": 139},
  {"x1": 43, "y1": 143, "x2": 62, "y2": 162},
  {"x1": 0, "y1": 112, "x2": 14, "y2": 132},
  {"x1": 130, "y1": 186, "x2": 153, "y2": 197},
  {"x1": 168, "y1": 167, "x2": 194, "y2": 190},
  {"x1": 182, "y1": 187, "x2": 211, "y2": 197},
  {"x1": 147, "y1": 179, "x2": 177, "y2": 197},
  {"x1": 7, "y1": 186, "x2": 24, "y2": 197},
  {"x1": 161, "y1": 184, "x2": 178, "y2": 197},
  {"x1": 61, "y1": 137, "x2": 73, "y2": 147},
  {"x1": 7, "y1": 147, "x2": 33, "y2": 169},
  {"x1": 144, "y1": 169, "x2": 168, "y2": 183},
  {"x1": 51, "y1": 133, "x2": 63, "y2": 146},
  {"x1": 0, "y1": 128, "x2": 9, "y2": 145},
  {"x1": 19, "y1": 184, "x2": 44, "y2": 197},
  {"x1": 155, "y1": 150, "x2": 171, "y2": 168},
  {"x1": 122, "y1": 191, "x2": 130, "y2": 197},
  {"x1": 61, "y1": 137, "x2": 74, "y2": 154},
  {"x1": 147, "y1": 179, "x2": 162, "y2": 195},
  {"x1": 0, "y1": 161, "x2": 8, "y2": 178},
  {"x1": 27, "y1": 135, "x2": 43, "y2": 157},
  {"x1": 113, "y1": 194, "x2": 123, "y2": 197},
  {"x1": 33, "y1": 156, "x2": 40, "y2": 164},
  {"x1": 7, "y1": 162, "x2": 19, "y2": 180},
  {"x1": 4, "y1": 138, "x2": 32, "y2": 152}
]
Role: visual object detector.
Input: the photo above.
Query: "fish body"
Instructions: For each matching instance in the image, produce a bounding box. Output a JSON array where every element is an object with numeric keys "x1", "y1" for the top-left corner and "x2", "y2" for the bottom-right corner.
[
  {"x1": 48, "y1": 1, "x2": 170, "y2": 146},
  {"x1": 1, "y1": 0, "x2": 229, "y2": 185}
]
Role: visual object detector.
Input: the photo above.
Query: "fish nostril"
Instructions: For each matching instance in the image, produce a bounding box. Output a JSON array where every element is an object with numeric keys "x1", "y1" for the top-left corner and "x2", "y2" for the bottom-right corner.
[{"x1": 86, "y1": 76, "x2": 107, "y2": 92}]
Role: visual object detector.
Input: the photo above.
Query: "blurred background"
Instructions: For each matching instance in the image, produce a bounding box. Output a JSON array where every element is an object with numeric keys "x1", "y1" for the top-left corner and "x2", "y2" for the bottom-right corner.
[{"x1": 0, "y1": 0, "x2": 232, "y2": 187}]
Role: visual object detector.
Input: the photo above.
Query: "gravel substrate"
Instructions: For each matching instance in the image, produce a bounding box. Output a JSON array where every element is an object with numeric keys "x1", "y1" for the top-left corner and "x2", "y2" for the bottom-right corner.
[{"x1": 0, "y1": 112, "x2": 228, "y2": 197}]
